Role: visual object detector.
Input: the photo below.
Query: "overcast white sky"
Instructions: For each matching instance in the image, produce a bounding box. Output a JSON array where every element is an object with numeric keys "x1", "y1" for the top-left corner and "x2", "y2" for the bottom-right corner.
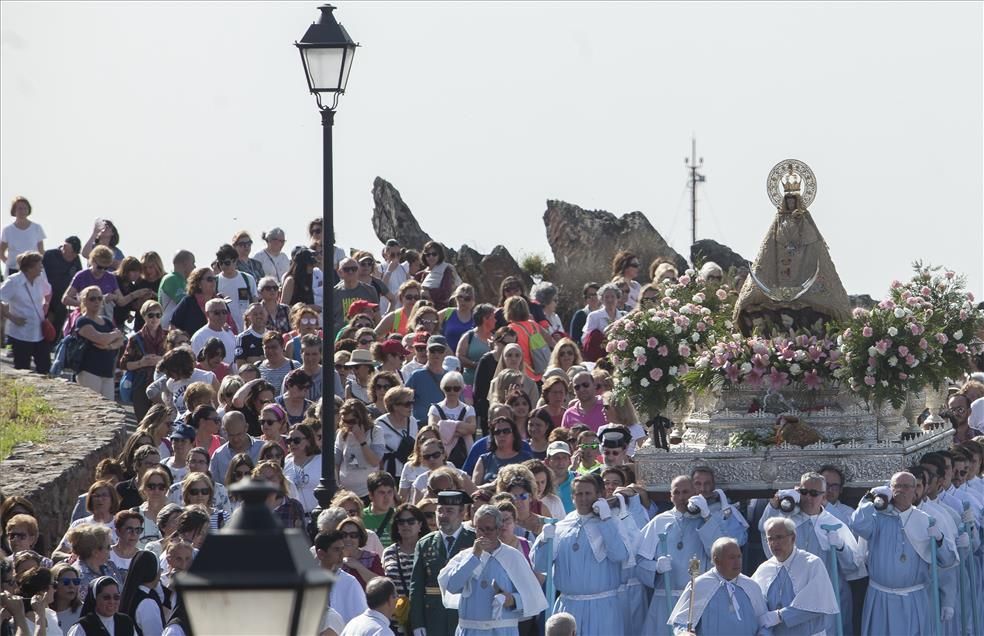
[{"x1": 2, "y1": 2, "x2": 981, "y2": 299}]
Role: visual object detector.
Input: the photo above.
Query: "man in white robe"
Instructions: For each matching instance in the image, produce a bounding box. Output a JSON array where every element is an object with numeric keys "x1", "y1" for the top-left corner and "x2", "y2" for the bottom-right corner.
[
  {"x1": 752, "y1": 517, "x2": 839, "y2": 635},
  {"x1": 669, "y1": 537, "x2": 771, "y2": 636}
]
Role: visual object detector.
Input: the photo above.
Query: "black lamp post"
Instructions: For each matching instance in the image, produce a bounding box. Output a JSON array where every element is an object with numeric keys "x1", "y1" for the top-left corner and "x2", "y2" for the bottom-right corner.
[
  {"x1": 174, "y1": 479, "x2": 333, "y2": 635},
  {"x1": 295, "y1": 4, "x2": 358, "y2": 536}
]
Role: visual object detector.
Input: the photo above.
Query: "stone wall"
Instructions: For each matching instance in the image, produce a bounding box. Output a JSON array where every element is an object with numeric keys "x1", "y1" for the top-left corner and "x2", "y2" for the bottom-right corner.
[{"x1": 0, "y1": 368, "x2": 129, "y2": 554}]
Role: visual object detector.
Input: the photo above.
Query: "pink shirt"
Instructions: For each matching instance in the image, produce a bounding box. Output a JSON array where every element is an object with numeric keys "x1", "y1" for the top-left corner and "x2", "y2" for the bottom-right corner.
[{"x1": 561, "y1": 400, "x2": 607, "y2": 432}]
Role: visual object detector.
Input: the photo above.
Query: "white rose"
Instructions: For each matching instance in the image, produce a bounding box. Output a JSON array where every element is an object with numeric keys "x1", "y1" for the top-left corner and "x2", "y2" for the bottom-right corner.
[
  {"x1": 633, "y1": 346, "x2": 646, "y2": 357},
  {"x1": 789, "y1": 363, "x2": 802, "y2": 375},
  {"x1": 868, "y1": 346, "x2": 878, "y2": 357},
  {"x1": 881, "y1": 380, "x2": 889, "y2": 387},
  {"x1": 640, "y1": 378, "x2": 650, "y2": 388},
  {"x1": 794, "y1": 350, "x2": 807, "y2": 361},
  {"x1": 894, "y1": 308, "x2": 906, "y2": 318},
  {"x1": 668, "y1": 366, "x2": 678, "y2": 376},
  {"x1": 887, "y1": 327, "x2": 898, "y2": 337},
  {"x1": 621, "y1": 376, "x2": 631, "y2": 387},
  {"x1": 740, "y1": 362, "x2": 753, "y2": 374},
  {"x1": 724, "y1": 320, "x2": 734, "y2": 329},
  {"x1": 673, "y1": 325, "x2": 683, "y2": 334},
  {"x1": 954, "y1": 330, "x2": 964, "y2": 340},
  {"x1": 692, "y1": 333, "x2": 700, "y2": 342},
  {"x1": 888, "y1": 356, "x2": 898, "y2": 367}
]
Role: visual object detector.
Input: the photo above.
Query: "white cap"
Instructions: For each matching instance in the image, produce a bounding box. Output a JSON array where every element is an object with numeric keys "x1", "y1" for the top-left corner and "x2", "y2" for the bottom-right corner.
[{"x1": 546, "y1": 441, "x2": 572, "y2": 457}]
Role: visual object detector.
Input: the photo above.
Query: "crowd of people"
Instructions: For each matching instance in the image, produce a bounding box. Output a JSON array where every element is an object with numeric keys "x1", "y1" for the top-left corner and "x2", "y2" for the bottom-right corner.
[{"x1": 2, "y1": 198, "x2": 984, "y2": 636}]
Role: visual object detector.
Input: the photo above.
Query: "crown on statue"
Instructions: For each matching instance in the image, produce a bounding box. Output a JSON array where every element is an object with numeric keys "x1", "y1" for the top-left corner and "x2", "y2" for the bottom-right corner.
[{"x1": 781, "y1": 166, "x2": 802, "y2": 194}]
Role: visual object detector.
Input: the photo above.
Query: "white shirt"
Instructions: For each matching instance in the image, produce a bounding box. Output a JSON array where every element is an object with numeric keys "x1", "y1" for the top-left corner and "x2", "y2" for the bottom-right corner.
[
  {"x1": 25, "y1": 609, "x2": 62, "y2": 636},
  {"x1": 581, "y1": 307, "x2": 626, "y2": 345},
  {"x1": 313, "y1": 267, "x2": 324, "y2": 313},
  {"x1": 165, "y1": 368, "x2": 216, "y2": 413},
  {"x1": 252, "y1": 249, "x2": 290, "y2": 282},
  {"x1": 284, "y1": 453, "x2": 323, "y2": 512},
  {"x1": 68, "y1": 614, "x2": 114, "y2": 636},
  {"x1": 216, "y1": 270, "x2": 256, "y2": 331},
  {"x1": 321, "y1": 607, "x2": 346, "y2": 636},
  {"x1": 340, "y1": 608, "x2": 395, "y2": 636},
  {"x1": 191, "y1": 324, "x2": 237, "y2": 366},
  {"x1": 0, "y1": 271, "x2": 50, "y2": 342},
  {"x1": 330, "y1": 567, "x2": 369, "y2": 622},
  {"x1": 134, "y1": 587, "x2": 165, "y2": 636},
  {"x1": 1, "y1": 221, "x2": 46, "y2": 270}
]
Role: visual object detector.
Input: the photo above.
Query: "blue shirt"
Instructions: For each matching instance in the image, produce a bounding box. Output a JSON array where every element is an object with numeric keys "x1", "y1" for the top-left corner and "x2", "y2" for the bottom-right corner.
[{"x1": 406, "y1": 367, "x2": 446, "y2": 421}]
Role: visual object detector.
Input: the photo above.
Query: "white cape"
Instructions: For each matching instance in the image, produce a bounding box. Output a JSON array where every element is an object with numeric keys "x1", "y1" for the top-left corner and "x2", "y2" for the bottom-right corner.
[
  {"x1": 667, "y1": 569, "x2": 767, "y2": 628},
  {"x1": 555, "y1": 511, "x2": 606, "y2": 563},
  {"x1": 437, "y1": 543, "x2": 547, "y2": 619},
  {"x1": 751, "y1": 548, "x2": 839, "y2": 615},
  {"x1": 897, "y1": 505, "x2": 937, "y2": 566}
]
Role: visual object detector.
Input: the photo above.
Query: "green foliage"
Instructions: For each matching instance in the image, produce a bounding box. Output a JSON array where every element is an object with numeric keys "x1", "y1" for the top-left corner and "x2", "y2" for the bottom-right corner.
[
  {"x1": 0, "y1": 378, "x2": 56, "y2": 460},
  {"x1": 519, "y1": 253, "x2": 548, "y2": 279}
]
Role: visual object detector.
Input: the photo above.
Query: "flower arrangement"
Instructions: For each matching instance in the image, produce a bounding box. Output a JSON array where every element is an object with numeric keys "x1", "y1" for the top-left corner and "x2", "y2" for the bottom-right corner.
[
  {"x1": 658, "y1": 269, "x2": 737, "y2": 339},
  {"x1": 683, "y1": 331, "x2": 842, "y2": 394}
]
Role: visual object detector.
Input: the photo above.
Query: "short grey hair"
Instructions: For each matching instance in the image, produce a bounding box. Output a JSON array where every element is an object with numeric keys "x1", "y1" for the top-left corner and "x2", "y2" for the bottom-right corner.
[
  {"x1": 440, "y1": 371, "x2": 465, "y2": 390},
  {"x1": 205, "y1": 298, "x2": 227, "y2": 313},
  {"x1": 472, "y1": 504, "x2": 503, "y2": 529},
  {"x1": 257, "y1": 275, "x2": 279, "y2": 290},
  {"x1": 531, "y1": 282, "x2": 558, "y2": 306},
  {"x1": 764, "y1": 516, "x2": 797, "y2": 536},
  {"x1": 317, "y1": 507, "x2": 348, "y2": 532},
  {"x1": 710, "y1": 537, "x2": 739, "y2": 561},
  {"x1": 596, "y1": 282, "x2": 622, "y2": 300},
  {"x1": 545, "y1": 612, "x2": 577, "y2": 636},
  {"x1": 800, "y1": 472, "x2": 826, "y2": 488}
]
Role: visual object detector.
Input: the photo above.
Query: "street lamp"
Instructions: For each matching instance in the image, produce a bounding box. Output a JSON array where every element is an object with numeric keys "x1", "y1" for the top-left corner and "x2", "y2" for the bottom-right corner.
[
  {"x1": 174, "y1": 479, "x2": 333, "y2": 636},
  {"x1": 295, "y1": 3, "x2": 358, "y2": 536}
]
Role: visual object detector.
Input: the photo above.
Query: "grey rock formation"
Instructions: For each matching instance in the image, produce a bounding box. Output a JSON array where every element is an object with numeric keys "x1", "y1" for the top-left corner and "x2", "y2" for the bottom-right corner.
[
  {"x1": 690, "y1": 239, "x2": 750, "y2": 274},
  {"x1": 372, "y1": 177, "x2": 432, "y2": 249}
]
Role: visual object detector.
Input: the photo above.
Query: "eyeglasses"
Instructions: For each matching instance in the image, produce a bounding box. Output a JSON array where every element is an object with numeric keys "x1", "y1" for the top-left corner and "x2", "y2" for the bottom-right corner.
[
  {"x1": 396, "y1": 401, "x2": 414, "y2": 407},
  {"x1": 423, "y1": 451, "x2": 443, "y2": 461},
  {"x1": 300, "y1": 317, "x2": 319, "y2": 326},
  {"x1": 144, "y1": 482, "x2": 167, "y2": 491},
  {"x1": 234, "y1": 469, "x2": 252, "y2": 478},
  {"x1": 420, "y1": 319, "x2": 438, "y2": 325},
  {"x1": 145, "y1": 312, "x2": 162, "y2": 319},
  {"x1": 493, "y1": 428, "x2": 513, "y2": 436},
  {"x1": 235, "y1": 241, "x2": 253, "y2": 247},
  {"x1": 580, "y1": 443, "x2": 599, "y2": 450},
  {"x1": 92, "y1": 264, "x2": 108, "y2": 271},
  {"x1": 121, "y1": 526, "x2": 142, "y2": 534},
  {"x1": 209, "y1": 309, "x2": 229, "y2": 316},
  {"x1": 444, "y1": 386, "x2": 462, "y2": 392},
  {"x1": 403, "y1": 295, "x2": 420, "y2": 301},
  {"x1": 574, "y1": 381, "x2": 593, "y2": 389},
  {"x1": 796, "y1": 488, "x2": 825, "y2": 497},
  {"x1": 458, "y1": 296, "x2": 473, "y2": 302},
  {"x1": 86, "y1": 296, "x2": 104, "y2": 302},
  {"x1": 559, "y1": 349, "x2": 575, "y2": 357},
  {"x1": 512, "y1": 492, "x2": 531, "y2": 501},
  {"x1": 188, "y1": 488, "x2": 211, "y2": 496},
  {"x1": 261, "y1": 418, "x2": 281, "y2": 426},
  {"x1": 287, "y1": 437, "x2": 305, "y2": 445},
  {"x1": 373, "y1": 383, "x2": 392, "y2": 390},
  {"x1": 951, "y1": 406, "x2": 968, "y2": 414},
  {"x1": 6, "y1": 532, "x2": 28, "y2": 541},
  {"x1": 504, "y1": 285, "x2": 521, "y2": 293},
  {"x1": 220, "y1": 259, "x2": 235, "y2": 266},
  {"x1": 396, "y1": 517, "x2": 419, "y2": 525},
  {"x1": 627, "y1": 261, "x2": 641, "y2": 268},
  {"x1": 341, "y1": 531, "x2": 361, "y2": 539},
  {"x1": 60, "y1": 578, "x2": 82, "y2": 586},
  {"x1": 341, "y1": 266, "x2": 358, "y2": 273},
  {"x1": 97, "y1": 594, "x2": 121, "y2": 601},
  {"x1": 261, "y1": 285, "x2": 278, "y2": 291},
  {"x1": 423, "y1": 511, "x2": 436, "y2": 519},
  {"x1": 358, "y1": 338, "x2": 374, "y2": 345},
  {"x1": 204, "y1": 276, "x2": 217, "y2": 282},
  {"x1": 359, "y1": 260, "x2": 374, "y2": 267},
  {"x1": 311, "y1": 227, "x2": 323, "y2": 235}
]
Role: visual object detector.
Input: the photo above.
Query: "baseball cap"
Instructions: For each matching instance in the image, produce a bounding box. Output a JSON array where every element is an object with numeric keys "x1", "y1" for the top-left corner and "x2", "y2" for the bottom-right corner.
[
  {"x1": 378, "y1": 339, "x2": 409, "y2": 357},
  {"x1": 169, "y1": 423, "x2": 196, "y2": 441},
  {"x1": 546, "y1": 441, "x2": 572, "y2": 457},
  {"x1": 412, "y1": 331, "x2": 431, "y2": 348},
  {"x1": 347, "y1": 299, "x2": 379, "y2": 318},
  {"x1": 442, "y1": 355, "x2": 461, "y2": 373},
  {"x1": 427, "y1": 335, "x2": 449, "y2": 351}
]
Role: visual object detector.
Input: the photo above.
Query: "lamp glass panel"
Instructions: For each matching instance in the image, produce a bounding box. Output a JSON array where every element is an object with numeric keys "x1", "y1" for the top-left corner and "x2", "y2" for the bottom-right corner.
[
  {"x1": 184, "y1": 589, "x2": 294, "y2": 635},
  {"x1": 339, "y1": 46, "x2": 356, "y2": 92},
  {"x1": 298, "y1": 583, "x2": 332, "y2": 635},
  {"x1": 304, "y1": 47, "x2": 346, "y2": 92}
]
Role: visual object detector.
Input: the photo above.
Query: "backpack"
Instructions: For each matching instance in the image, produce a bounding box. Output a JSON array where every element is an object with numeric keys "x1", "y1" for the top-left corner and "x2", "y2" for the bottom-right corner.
[
  {"x1": 513, "y1": 321, "x2": 551, "y2": 376},
  {"x1": 50, "y1": 328, "x2": 87, "y2": 377},
  {"x1": 118, "y1": 333, "x2": 145, "y2": 404}
]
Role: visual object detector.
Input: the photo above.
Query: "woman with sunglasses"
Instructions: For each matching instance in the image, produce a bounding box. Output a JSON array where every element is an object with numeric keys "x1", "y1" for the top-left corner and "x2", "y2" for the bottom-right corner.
[
  {"x1": 280, "y1": 248, "x2": 317, "y2": 308},
  {"x1": 284, "y1": 423, "x2": 323, "y2": 513},
  {"x1": 408, "y1": 439, "x2": 475, "y2": 503},
  {"x1": 611, "y1": 250, "x2": 643, "y2": 310},
  {"x1": 224, "y1": 453, "x2": 256, "y2": 510},
  {"x1": 284, "y1": 306, "x2": 321, "y2": 362},
  {"x1": 64, "y1": 526, "x2": 122, "y2": 604},
  {"x1": 254, "y1": 275, "x2": 291, "y2": 334},
  {"x1": 55, "y1": 481, "x2": 121, "y2": 560},
  {"x1": 374, "y1": 387, "x2": 417, "y2": 481},
  {"x1": 252, "y1": 460, "x2": 306, "y2": 529},
  {"x1": 257, "y1": 403, "x2": 290, "y2": 452},
  {"x1": 276, "y1": 369, "x2": 314, "y2": 425},
  {"x1": 50, "y1": 562, "x2": 83, "y2": 630},
  {"x1": 427, "y1": 371, "x2": 476, "y2": 468},
  {"x1": 439, "y1": 283, "x2": 476, "y2": 352},
  {"x1": 472, "y1": 416, "x2": 533, "y2": 487},
  {"x1": 415, "y1": 241, "x2": 459, "y2": 310},
  {"x1": 493, "y1": 276, "x2": 548, "y2": 330},
  {"x1": 73, "y1": 285, "x2": 126, "y2": 400},
  {"x1": 382, "y1": 503, "x2": 427, "y2": 633},
  {"x1": 489, "y1": 344, "x2": 540, "y2": 407},
  {"x1": 118, "y1": 301, "x2": 167, "y2": 419},
  {"x1": 353, "y1": 250, "x2": 396, "y2": 311},
  {"x1": 526, "y1": 407, "x2": 556, "y2": 461},
  {"x1": 375, "y1": 280, "x2": 423, "y2": 338},
  {"x1": 231, "y1": 378, "x2": 278, "y2": 436},
  {"x1": 258, "y1": 440, "x2": 287, "y2": 467},
  {"x1": 336, "y1": 400, "x2": 383, "y2": 499},
  {"x1": 170, "y1": 267, "x2": 233, "y2": 337},
  {"x1": 365, "y1": 370, "x2": 400, "y2": 420},
  {"x1": 393, "y1": 424, "x2": 439, "y2": 503},
  {"x1": 338, "y1": 517, "x2": 385, "y2": 590},
  {"x1": 62, "y1": 245, "x2": 123, "y2": 316},
  {"x1": 109, "y1": 510, "x2": 144, "y2": 583},
  {"x1": 180, "y1": 473, "x2": 224, "y2": 530},
  {"x1": 135, "y1": 467, "x2": 172, "y2": 548},
  {"x1": 406, "y1": 303, "x2": 442, "y2": 336},
  {"x1": 546, "y1": 337, "x2": 583, "y2": 375},
  {"x1": 68, "y1": 576, "x2": 137, "y2": 636},
  {"x1": 112, "y1": 256, "x2": 157, "y2": 328}
]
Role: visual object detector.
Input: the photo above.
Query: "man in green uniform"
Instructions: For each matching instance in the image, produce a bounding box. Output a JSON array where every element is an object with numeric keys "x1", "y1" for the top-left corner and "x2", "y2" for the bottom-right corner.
[{"x1": 409, "y1": 490, "x2": 476, "y2": 636}]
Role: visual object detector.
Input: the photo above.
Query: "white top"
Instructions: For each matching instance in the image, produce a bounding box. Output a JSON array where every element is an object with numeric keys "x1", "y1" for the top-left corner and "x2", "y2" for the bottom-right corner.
[
  {"x1": 340, "y1": 608, "x2": 395, "y2": 636},
  {"x1": 581, "y1": 307, "x2": 626, "y2": 345},
  {"x1": 335, "y1": 427, "x2": 385, "y2": 497},
  {"x1": 25, "y1": 609, "x2": 63, "y2": 636},
  {"x1": 191, "y1": 324, "x2": 238, "y2": 366},
  {"x1": 399, "y1": 462, "x2": 428, "y2": 491},
  {"x1": 412, "y1": 465, "x2": 469, "y2": 494},
  {"x1": 1, "y1": 221, "x2": 45, "y2": 270},
  {"x1": 0, "y1": 271, "x2": 50, "y2": 342},
  {"x1": 134, "y1": 587, "x2": 165, "y2": 636},
  {"x1": 165, "y1": 368, "x2": 216, "y2": 413},
  {"x1": 216, "y1": 270, "x2": 256, "y2": 332},
  {"x1": 252, "y1": 249, "x2": 290, "y2": 282},
  {"x1": 374, "y1": 415, "x2": 419, "y2": 478},
  {"x1": 284, "y1": 453, "x2": 323, "y2": 512},
  {"x1": 379, "y1": 262, "x2": 410, "y2": 315},
  {"x1": 400, "y1": 360, "x2": 424, "y2": 378},
  {"x1": 312, "y1": 267, "x2": 324, "y2": 313},
  {"x1": 68, "y1": 614, "x2": 114, "y2": 636},
  {"x1": 329, "y1": 567, "x2": 369, "y2": 623},
  {"x1": 321, "y1": 607, "x2": 346, "y2": 636}
]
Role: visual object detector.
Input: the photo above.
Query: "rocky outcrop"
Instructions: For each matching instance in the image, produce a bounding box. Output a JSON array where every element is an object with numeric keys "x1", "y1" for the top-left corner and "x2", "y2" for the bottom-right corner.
[
  {"x1": 849, "y1": 294, "x2": 877, "y2": 309},
  {"x1": 370, "y1": 178, "x2": 530, "y2": 304},
  {"x1": 690, "y1": 239, "x2": 750, "y2": 274},
  {"x1": 1, "y1": 368, "x2": 129, "y2": 554},
  {"x1": 372, "y1": 177, "x2": 432, "y2": 249}
]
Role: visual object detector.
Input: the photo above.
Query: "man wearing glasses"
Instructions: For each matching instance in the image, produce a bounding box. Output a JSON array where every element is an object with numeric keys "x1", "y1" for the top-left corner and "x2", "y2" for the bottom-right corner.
[
  {"x1": 333, "y1": 256, "x2": 379, "y2": 334},
  {"x1": 214, "y1": 243, "x2": 256, "y2": 332},
  {"x1": 759, "y1": 471, "x2": 864, "y2": 636},
  {"x1": 190, "y1": 299, "x2": 237, "y2": 367}
]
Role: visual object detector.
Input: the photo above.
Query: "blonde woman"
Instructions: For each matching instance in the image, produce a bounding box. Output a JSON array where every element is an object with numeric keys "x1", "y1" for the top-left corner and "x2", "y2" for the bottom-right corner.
[
  {"x1": 181, "y1": 472, "x2": 224, "y2": 530},
  {"x1": 75, "y1": 285, "x2": 126, "y2": 399},
  {"x1": 546, "y1": 337, "x2": 583, "y2": 374},
  {"x1": 406, "y1": 303, "x2": 441, "y2": 336},
  {"x1": 397, "y1": 424, "x2": 441, "y2": 502},
  {"x1": 335, "y1": 400, "x2": 383, "y2": 498},
  {"x1": 252, "y1": 460, "x2": 306, "y2": 530}
]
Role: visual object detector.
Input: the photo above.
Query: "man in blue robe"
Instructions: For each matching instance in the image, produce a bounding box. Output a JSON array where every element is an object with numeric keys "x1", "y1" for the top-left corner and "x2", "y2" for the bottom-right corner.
[
  {"x1": 851, "y1": 471, "x2": 956, "y2": 636},
  {"x1": 531, "y1": 473, "x2": 628, "y2": 636},
  {"x1": 669, "y1": 537, "x2": 772, "y2": 635}
]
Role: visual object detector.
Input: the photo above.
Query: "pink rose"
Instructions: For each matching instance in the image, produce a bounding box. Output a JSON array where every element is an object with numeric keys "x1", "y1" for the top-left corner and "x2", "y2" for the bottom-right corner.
[
  {"x1": 605, "y1": 341, "x2": 616, "y2": 353},
  {"x1": 716, "y1": 288, "x2": 728, "y2": 301},
  {"x1": 678, "y1": 275, "x2": 691, "y2": 285},
  {"x1": 919, "y1": 338, "x2": 929, "y2": 350},
  {"x1": 898, "y1": 372, "x2": 909, "y2": 380},
  {"x1": 890, "y1": 280, "x2": 902, "y2": 289},
  {"x1": 920, "y1": 286, "x2": 932, "y2": 296},
  {"x1": 649, "y1": 367, "x2": 664, "y2": 382},
  {"x1": 945, "y1": 271, "x2": 955, "y2": 279},
  {"x1": 875, "y1": 339, "x2": 890, "y2": 355},
  {"x1": 936, "y1": 333, "x2": 948, "y2": 345},
  {"x1": 657, "y1": 345, "x2": 669, "y2": 357},
  {"x1": 696, "y1": 321, "x2": 707, "y2": 332},
  {"x1": 678, "y1": 344, "x2": 691, "y2": 357},
  {"x1": 616, "y1": 339, "x2": 629, "y2": 351},
  {"x1": 956, "y1": 344, "x2": 968, "y2": 354},
  {"x1": 864, "y1": 376, "x2": 877, "y2": 387},
  {"x1": 646, "y1": 337, "x2": 659, "y2": 349},
  {"x1": 677, "y1": 364, "x2": 690, "y2": 376},
  {"x1": 636, "y1": 355, "x2": 648, "y2": 366},
  {"x1": 897, "y1": 345, "x2": 910, "y2": 357}
]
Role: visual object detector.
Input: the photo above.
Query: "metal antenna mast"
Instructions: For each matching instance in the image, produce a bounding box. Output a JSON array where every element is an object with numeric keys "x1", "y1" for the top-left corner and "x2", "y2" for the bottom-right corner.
[{"x1": 685, "y1": 137, "x2": 705, "y2": 245}]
